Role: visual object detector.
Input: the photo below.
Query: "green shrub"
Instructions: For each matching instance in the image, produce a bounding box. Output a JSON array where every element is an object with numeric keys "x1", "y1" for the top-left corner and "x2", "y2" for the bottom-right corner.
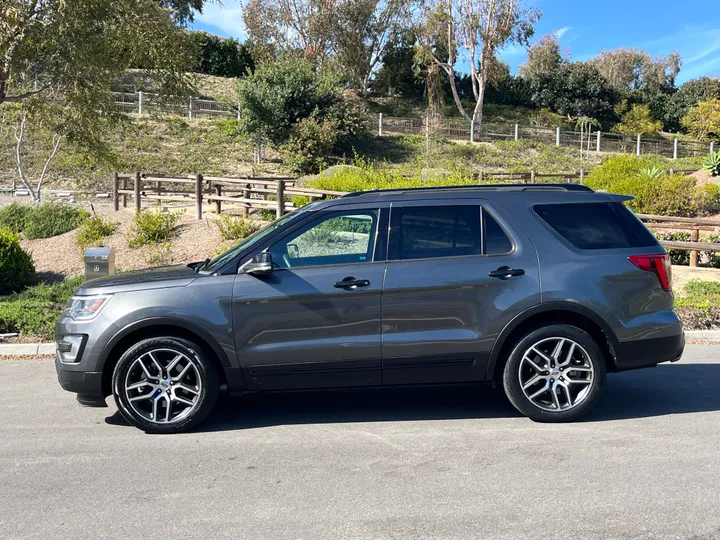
[
  {"x1": 0, "y1": 276, "x2": 83, "y2": 339},
  {"x1": 281, "y1": 117, "x2": 338, "y2": 173},
  {"x1": 258, "y1": 208, "x2": 277, "y2": 221},
  {"x1": 127, "y1": 210, "x2": 181, "y2": 248},
  {"x1": 652, "y1": 231, "x2": 691, "y2": 265},
  {"x1": 0, "y1": 203, "x2": 32, "y2": 233},
  {"x1": 214, "y1": 214, "x2": 262, "y2": 241},
  {"x1": 75, "y1": 215, "x2": 119, "y2": 252},
  {"x1": 703, "y1": 151, "x2": 720, "y2": 176},
  {"x1": 145, "y1": 242, "x2": 174, "y2": 267},
  {"x1": 23, "y1": 203, "x2": 88, "y2": 240},
  {"x1": 0, "y1": 228, "x2": 35, "y2": 295}
]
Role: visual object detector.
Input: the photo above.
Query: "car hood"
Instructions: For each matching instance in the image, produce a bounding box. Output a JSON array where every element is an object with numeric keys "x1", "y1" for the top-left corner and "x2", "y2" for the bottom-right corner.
[{"x1": 77, "y1": 264, "x2": 200, "y2": 295}]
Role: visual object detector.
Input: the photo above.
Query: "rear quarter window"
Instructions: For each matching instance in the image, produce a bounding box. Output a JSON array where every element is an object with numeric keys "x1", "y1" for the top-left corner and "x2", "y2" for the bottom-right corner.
[{"x1": 534, "y1": 202, "x2": 658, "y2": 250}]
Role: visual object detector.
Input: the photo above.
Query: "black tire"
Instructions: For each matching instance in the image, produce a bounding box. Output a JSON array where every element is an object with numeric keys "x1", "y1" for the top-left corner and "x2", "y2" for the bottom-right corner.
[
  {"x1": 112, "y1": 336, "x2": 220, "y2": 434},
  {"x1": 502, "y1": 324, "x2": 606, "y2": 423}
]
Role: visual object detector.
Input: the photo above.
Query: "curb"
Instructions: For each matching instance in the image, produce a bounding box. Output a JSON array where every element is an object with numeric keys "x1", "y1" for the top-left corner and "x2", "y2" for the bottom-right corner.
[
  {"x1": 2, "y1": 331, "x2": 720, "y2": 356},
  {"x1": 0, "y1": 343, "x2": 56, "y2": 356}
]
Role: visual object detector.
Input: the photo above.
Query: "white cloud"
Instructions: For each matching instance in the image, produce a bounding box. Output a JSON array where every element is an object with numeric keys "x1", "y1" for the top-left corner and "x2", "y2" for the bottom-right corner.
[
  {"x1": 194, "y1": 1, "x2": 246, "y2": 39},
  {"x1": 556, "y1": 26, "x2": 571, "y2": 40}
]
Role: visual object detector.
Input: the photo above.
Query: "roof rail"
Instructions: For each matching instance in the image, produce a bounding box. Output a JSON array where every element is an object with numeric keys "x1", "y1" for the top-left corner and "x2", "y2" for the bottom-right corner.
[{"x1": 341, "y1": 183, "x2": 594, "y2": 198}]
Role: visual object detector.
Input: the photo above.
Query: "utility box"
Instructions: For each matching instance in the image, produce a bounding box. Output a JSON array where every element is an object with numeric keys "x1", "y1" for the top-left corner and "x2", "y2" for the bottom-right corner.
[{"x1": 84, "y1": 247, "x2": 115, "y2": 280}]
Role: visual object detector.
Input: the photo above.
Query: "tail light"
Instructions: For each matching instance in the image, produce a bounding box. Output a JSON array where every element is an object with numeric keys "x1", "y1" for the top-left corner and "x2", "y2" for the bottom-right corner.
[{"x1": 628, "y1": 254, "x2": 672, "y2": 292}]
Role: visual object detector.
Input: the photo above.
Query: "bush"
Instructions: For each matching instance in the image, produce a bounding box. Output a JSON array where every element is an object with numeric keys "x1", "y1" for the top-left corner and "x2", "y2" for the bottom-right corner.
[
  {"x1": 214, "y1": 214, "x2": 262, "y2": 241},
  {"x1": 75, "y1": 215, "x2": 119, "y2": 252},
  {"x1": 281, "y1": 117, "x2": 338, "y2": 174},
  {"x1": 652, "y1": 231, "x2": 691, "y2": 265},
  {"x1": 0, "y1": 203, "x2": 32, "y2": 233},
  {"x1": 703, "y1": 151, "x2": 720, "y2": 176},
  {"x1": 23, "y1": 203, "x2": 88, "y2": 240},
  {"x1": 681, "y1": 98, "x2": 720, "y2": 140},
  {"x1": 145, "y1": 242, "x2": 174, "y2": 267},
  {"x1": 675, "y1": 280, "x2": 720, "y2": 330},
  {"x1": 0, "y1": 228, "x2": 35, "y2": 295},
  {"x1": 127, "y1": 210, "x2": 181, "y2": 248},
  {"x1": 0, "y1": 276, "x2": 83, "y2": 339},
  {"x1": 585, "y1": 155, "x2": 719, "y2": 216}
]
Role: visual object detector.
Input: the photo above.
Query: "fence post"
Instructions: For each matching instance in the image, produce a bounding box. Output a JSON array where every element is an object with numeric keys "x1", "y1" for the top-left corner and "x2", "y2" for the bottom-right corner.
[
  {"x1": 134, "y1": 172, "x2": 141, "y2": 212},
  {"x1": 636, "y1": 134, "x2": 642, "y2": 156},
  {"x1": 121, "y1": 176, "x2": 128, "y2": 208},
  {"x1": 580, "y1": 169, "x2": 585, "y2": 183},
  {"x1": 378, "y1": 113, "x2": 383, "y2": 136},
  {"x1": 514, "y1": 124, "x2": 519, "y2": 141},
  {"x1": 276, "y1": 179, "x2": 285, "y2": 218},
  {"x1": 691, "y1": 228, "x2": 699, "y2": 268},
  {"x1": 242, "y1": 182, "x2": 250, "y2": 218},
  {"x1": 673, "y1": 138, "x2": 678, "y2": 160},
  {"x1": 112, "y1": 172, "x2": 119, "y2": 212},
  {"x1": 470, "y1": 119, "x2": 475, "y2": 143},
  {"x1": 188, "y1": 97, "x2": 194, "y2": 119},
  {"x1": 596, "y1": 131, "x2": 601, "y2": 153},
  {"x1": 215, "y1": 183, "x2": 222, "y2": 214},
  {"x1": 138, "y1": 91, "x2": 144, "y2": 115},
  {"x1": 195, "y1": 174, "x2": 203, "y2": 220},
  {"x1": 530, "y1": 170, "x2": 536, "y2": 184},
  {"x1": 425, "y1": 115, "x2": 430, "y2": 155},
  {"x1": 556, "y1": 128, "x2": 561, "y2": 147},
  {"x1": 711, "y1": 141, "x2": 716, "y2": 154}
]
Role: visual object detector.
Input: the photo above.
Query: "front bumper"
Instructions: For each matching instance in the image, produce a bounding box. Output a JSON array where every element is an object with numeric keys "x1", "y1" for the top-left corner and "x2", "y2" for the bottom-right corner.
[{"x1": 55, "y1": 350, "x2": 107, "y2": 407}]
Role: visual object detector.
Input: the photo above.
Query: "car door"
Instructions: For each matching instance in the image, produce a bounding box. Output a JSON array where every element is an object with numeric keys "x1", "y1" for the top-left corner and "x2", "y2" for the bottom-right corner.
[
  {"x1": 232, "y1": 205, "x2": 388, "y2": 390},
  {"x1": 381, "y1": 199, "x2": 540, "y2": 385}
]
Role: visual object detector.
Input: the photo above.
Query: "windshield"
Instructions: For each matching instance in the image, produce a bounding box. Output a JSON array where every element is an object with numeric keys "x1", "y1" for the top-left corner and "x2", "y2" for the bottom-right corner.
[{"x1": 199, "y1": 208, "x2": 310, "y2": 273}]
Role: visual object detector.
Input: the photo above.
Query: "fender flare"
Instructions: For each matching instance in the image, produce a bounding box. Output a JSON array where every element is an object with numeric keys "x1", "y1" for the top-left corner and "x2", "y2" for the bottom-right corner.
[
  {"x1": 97, "y1": 316, "x2": 233, "y2": 371},
  {"x1": 486, "y1": 302, "x2": 619, "y2": 379}
]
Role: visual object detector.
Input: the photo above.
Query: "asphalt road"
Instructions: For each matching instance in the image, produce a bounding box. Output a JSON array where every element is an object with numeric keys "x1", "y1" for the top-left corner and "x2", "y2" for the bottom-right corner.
[{"x1": 1, "y1": 346, "x2": 720, "y2": 540}]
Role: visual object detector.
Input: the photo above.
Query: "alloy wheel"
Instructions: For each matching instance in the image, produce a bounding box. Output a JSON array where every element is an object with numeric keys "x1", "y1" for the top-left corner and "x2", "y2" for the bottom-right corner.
[
  {"x1": 123, "y1": 348, "x2": 203, "y2": 424},
  {"x1": 518, "y1": 337, "x2": 594, "y2": 412}
]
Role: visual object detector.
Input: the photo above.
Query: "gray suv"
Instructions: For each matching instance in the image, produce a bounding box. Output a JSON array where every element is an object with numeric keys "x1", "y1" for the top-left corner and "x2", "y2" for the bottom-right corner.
[{"x1": 55, "y1": 184, "x2": 684, "y2": 433}]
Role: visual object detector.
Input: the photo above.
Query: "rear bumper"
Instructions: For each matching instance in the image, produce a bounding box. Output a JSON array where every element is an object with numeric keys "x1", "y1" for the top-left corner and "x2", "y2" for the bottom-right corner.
[{"x1": 613, "y1": 331, "x2": 685, "y2": 371}]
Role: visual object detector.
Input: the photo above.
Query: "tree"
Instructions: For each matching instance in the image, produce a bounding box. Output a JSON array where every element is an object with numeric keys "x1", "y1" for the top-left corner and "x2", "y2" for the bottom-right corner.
[
  {"x1": 242, "y1": 0, "x2": 337, "y2": 67},
  {"x1": 682, "y1": 98, "x2": 720, "y2": 140},
  {"x1": 371, "y1": 28, "x2": 423, "y2": 98},
  {"x1": 518, "y1": 32, "x2": 563, "y2": 80},
  {"x1": 612, "y1": 101, "x2": 663, "y2": 136},
  {"x1": 416, "y1": 0, "x2": 539, "y2": 124},
  {"x1": 160, "y1": 0, "x2": 207, "y2": 24},
  {"x1": 188, "y1": 32, "x2": 255, "y2": 77},
  {"x1": 1, "y1": 0, "x2": 194, "y2": 201},
  {"x1": 590, "y1": 48, "x2": 681, "y2": 91},
  {"x1": 333, "y1": 0, "x2": 409, "y2": 94},
  {"x1": 665, "y1": 77, "x2": 720, "y2": 132},
  {"x1": 529, "y1": 62, "x2": 614, "y2": 120}
]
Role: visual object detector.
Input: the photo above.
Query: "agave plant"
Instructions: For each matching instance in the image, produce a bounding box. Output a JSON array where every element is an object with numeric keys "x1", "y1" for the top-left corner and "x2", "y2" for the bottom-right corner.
[
  {"x1": 639, "y1": 166, "x2": 664, "y2": 179},
  {"x1": 703, "y1": 151, "x2": 720, "y2": 177}
]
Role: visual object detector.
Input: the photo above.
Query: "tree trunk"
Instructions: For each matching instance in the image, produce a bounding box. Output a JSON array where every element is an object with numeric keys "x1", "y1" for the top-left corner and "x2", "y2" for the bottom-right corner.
[
  {"x1": 472, "y1": 75, "x2": 486, "y2": 128},
  {"x1": 442, "y1": 65, "x2": 471, "y2": 122}
]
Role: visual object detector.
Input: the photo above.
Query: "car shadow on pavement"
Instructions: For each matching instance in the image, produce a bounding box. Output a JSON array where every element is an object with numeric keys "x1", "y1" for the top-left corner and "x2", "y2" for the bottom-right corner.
[{"x1": 104, "y1": 363, "x2": 720, "y2": 431}]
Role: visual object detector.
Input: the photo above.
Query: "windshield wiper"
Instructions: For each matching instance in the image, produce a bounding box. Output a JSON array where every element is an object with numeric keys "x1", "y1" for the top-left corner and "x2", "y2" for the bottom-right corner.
[{"x1": 191, "y1": 258, "x2": 210, "y2": 273}]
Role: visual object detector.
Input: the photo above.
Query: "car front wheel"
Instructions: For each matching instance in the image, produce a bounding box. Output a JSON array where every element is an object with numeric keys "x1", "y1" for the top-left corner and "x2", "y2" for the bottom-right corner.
[
  {"x1": 502, "y1": 324, "x2": 606, "y2": 422},
  {"x1": 112, "y1": 336, "x2": 220, "y2": 434}
]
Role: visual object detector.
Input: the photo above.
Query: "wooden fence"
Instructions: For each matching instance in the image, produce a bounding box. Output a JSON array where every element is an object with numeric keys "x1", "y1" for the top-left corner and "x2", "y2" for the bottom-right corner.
[
  {"x1": 639, "y1": 214, "x2": 720, "y2": 267},
  {"x1": 112, "y1": 173, "x2": 345, "y2": 219}
]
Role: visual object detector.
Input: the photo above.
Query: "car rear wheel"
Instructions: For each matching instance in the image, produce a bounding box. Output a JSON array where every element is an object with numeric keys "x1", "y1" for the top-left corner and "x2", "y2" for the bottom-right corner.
[
  {"x1": 112, "y1": 336, "x2": 220, "y2": 434},
  {"x1": 502, "y1": 324, "x2": 606, "y2": 422}
]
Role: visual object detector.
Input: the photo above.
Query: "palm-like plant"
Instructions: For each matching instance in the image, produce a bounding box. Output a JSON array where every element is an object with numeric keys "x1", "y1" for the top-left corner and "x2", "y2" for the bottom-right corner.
[{"x1": 703, "y1": 151, "x2": 720, "y2": 177}]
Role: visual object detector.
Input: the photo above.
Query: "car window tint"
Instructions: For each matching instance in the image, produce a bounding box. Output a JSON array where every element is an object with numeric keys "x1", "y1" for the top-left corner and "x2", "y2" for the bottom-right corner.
[
  {"x1": 391, "y1": 206, "x2": 481, "y2": 260},
  {"x1": 269, "y1": 210, "x2": 378, "y2": 268},
  {"x1": 534, "y1": 202, "x2": 658, "y2": 250},
  {"x1": 483, "y1": 209, "x2": 513, "y2": 255}
]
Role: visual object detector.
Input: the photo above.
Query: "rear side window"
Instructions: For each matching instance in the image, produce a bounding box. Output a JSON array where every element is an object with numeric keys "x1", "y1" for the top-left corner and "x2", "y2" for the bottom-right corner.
[
  {"x1": 390, "y1": 206, "x2": 481, "y2": 260},
  {"x1": 534, "y1": 202, "x2": 658, "y2": 250},
  {"x1": 484, "y1": 209, "x2": 513, "y2": 255}
]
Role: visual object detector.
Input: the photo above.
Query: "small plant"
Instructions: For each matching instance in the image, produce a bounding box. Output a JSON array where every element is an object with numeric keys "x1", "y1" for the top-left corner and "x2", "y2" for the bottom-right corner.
[
  {"x1": 75, "y1": 215, "x2": 119, "y2": 252},
  {"x1": 145, "y1": 242, "x2": 174, "y2": 267},
  {"x1": 703, "y1": 151, "x2": 720, "y2": 177},
  {"x1": 214, "y1": 214, "x2": 262, "y2": 241},
  {"x1": 639, "y1": 166, "x2": 664, "y2": 179},
  {"x1": 127, "y1": 210, "x2": 181, "y2": 248},
  {"x1": 0, "y1": 228, "x2": 35, "y2": 295},
  {"x1": 22, "y1": 203, "x2": 88, "y2": 240},
  {"x1": 258, "y1": 208, "x2": 277, "y2": 221},
  {"x1": 0, "y1": 203, "x2": 32, "y2": 233}
]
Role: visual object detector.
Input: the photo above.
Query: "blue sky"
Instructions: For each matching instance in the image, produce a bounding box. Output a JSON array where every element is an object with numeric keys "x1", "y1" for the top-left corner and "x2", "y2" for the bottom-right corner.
[{"x1": 191, "y1": 0, "x2": 720, "y2": 84}]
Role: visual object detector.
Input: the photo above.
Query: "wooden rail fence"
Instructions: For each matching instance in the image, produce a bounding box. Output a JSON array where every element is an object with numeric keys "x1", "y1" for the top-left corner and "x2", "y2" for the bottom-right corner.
[
  {"x1": 639, "y1": 214, "x2": 720, "y2": 267},
  {"x1": 112, "y1": 172, "x2": 346, "y2": 219}
]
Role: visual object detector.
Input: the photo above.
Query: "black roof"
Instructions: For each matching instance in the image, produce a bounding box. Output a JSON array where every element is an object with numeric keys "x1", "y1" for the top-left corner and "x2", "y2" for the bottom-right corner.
[{"x1": 341, "y1": 183, "x2": 593, "y2": 198}]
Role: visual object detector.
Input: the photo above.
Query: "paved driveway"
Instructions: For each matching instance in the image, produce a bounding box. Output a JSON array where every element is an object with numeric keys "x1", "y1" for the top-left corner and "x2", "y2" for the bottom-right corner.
[{"x1": 1, "y1": 345, "x2": 719, "y2": 540}]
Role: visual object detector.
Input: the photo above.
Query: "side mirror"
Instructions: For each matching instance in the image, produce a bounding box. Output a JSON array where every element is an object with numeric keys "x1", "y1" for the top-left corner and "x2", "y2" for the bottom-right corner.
[{"x1": 241, "y1": 252, "x2": 274, "y2": 275}]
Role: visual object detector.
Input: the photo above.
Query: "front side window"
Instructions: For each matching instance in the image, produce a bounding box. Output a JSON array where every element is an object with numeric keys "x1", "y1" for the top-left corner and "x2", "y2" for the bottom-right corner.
[{"x1": 268, "y1": 210, "x2": 379, "y2": 269}]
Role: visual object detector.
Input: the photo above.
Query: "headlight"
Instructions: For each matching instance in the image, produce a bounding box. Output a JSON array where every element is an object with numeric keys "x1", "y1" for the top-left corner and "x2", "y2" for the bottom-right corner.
[{"x1": 65, "y1": 295, "x2": 112, "y2": 320}]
